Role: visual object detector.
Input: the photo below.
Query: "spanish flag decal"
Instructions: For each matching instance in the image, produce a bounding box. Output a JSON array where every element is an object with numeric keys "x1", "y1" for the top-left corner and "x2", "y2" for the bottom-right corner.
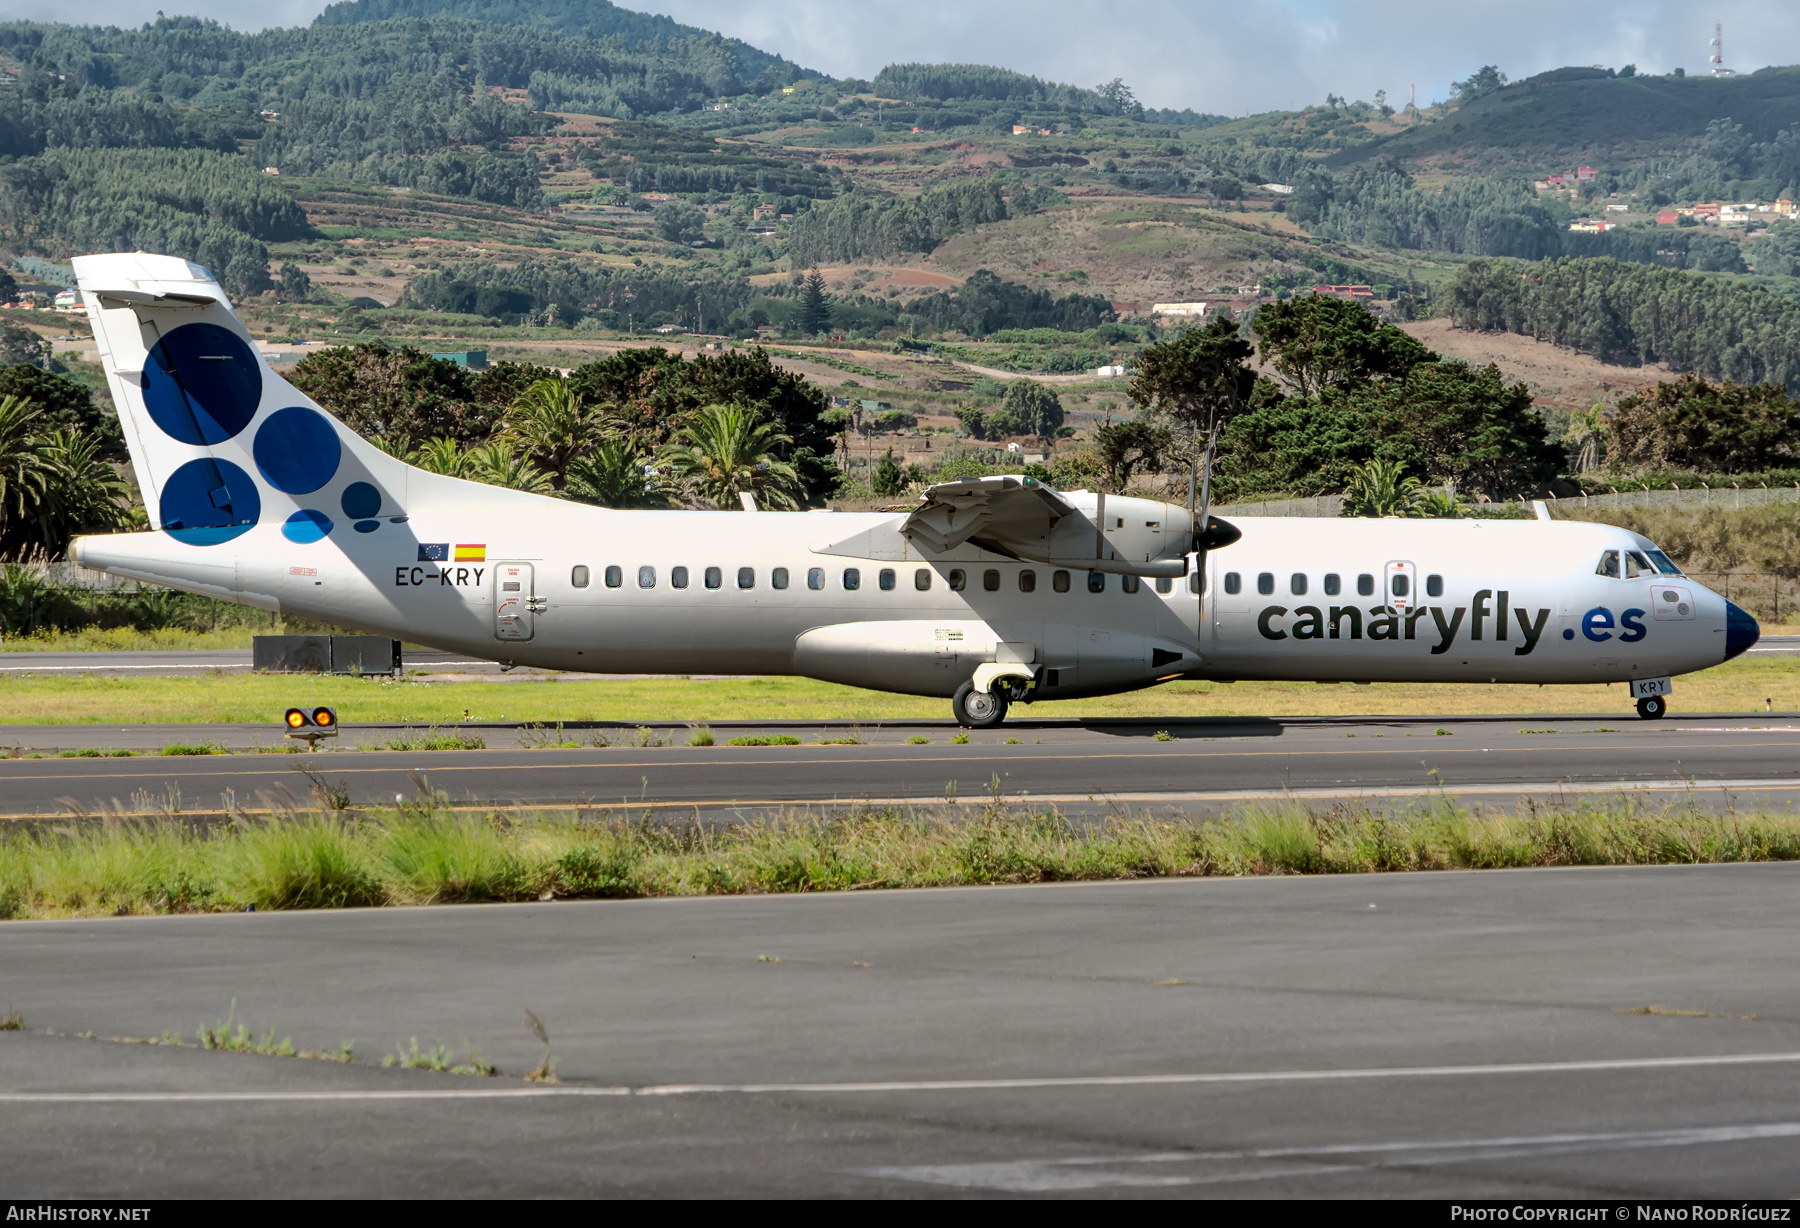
[{"x1": 454, "y1": 544, "x2": 486, "y2": 562}]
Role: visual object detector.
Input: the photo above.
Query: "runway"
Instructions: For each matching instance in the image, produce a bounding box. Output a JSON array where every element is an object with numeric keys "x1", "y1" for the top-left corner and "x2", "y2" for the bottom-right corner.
[
  {"x1": 2, "y1": 864, "x2": 1796, "y2": 1196},
  {"x1": 5, "y1": 715, "x2": 1800, "y2": 817},
  {"x1": 3, "y1": 636, "x2": 1798, "y2": 677}
]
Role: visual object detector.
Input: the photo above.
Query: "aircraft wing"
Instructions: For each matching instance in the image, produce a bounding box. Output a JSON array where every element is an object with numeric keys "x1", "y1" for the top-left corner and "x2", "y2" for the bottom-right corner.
[{"x1": 900, "y1": 476, "x2": 1077, "y2": 557}]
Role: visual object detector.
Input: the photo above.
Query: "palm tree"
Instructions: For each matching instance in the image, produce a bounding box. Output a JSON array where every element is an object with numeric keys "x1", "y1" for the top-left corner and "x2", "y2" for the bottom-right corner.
[
  {"x1": 1340, "y1": 457, "x2": 1424, "y2": 518},
  {"x1": 33, "y1": 430, "x2": 131, "y2": 550},
  {"x1": 1564, "y1": 402, "x2": 1607, "y2": 473},
  {"x1": 409, "y1": 435, "x2": 475, "y2": 478},
  {"x1": 565, "y1": 440, "x2": 674, "y2": 509},
  {"x1": 0, "y1": 394, "x2": 51, "y2": 542},
  {"x1": 498, "y1": 379, "x2": 600, "y2": 490},
  {"x1": 1414, "y1": 481, "x2": 1469, "y2": 519},
  {"x1": 658, "y1": 403, "x2": 803, "y2": 510},
  {"x1": 466, "y1": 441, "x2": 552, "y2": 494}
]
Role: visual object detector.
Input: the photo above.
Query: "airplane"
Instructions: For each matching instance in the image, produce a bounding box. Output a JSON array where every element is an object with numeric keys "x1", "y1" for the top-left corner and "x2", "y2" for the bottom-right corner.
[{"x1": 69, "y1": 252, "x2": 1759, "y2": 727}]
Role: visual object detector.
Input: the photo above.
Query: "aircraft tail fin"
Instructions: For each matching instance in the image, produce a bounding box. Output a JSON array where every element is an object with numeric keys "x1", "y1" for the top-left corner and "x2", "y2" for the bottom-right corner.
[{"x1": 75, "y1": 251, "x2": 413, "y2": 547}]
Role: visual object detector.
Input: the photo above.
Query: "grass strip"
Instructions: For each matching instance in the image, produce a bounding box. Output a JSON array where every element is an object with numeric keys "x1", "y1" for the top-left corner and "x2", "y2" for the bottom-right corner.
[
  {"x1": 3, "y1": 658, "x2": 1800, "y2": 725},
  {"x1": 3, "y1": 792, "x2": 1797, "y2": 921}
]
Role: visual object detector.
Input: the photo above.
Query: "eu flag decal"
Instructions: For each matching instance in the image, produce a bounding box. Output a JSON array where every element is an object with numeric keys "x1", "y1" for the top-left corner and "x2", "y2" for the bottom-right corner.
[{"x1": 418, "y1": 543, "x2": 448, "y2": 562}]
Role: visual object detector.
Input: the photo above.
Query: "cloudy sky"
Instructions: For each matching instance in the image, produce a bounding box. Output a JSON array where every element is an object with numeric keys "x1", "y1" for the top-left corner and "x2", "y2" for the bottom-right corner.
[{"x1": 15, "y1": 0, "x2": 1800, "y2": 114}]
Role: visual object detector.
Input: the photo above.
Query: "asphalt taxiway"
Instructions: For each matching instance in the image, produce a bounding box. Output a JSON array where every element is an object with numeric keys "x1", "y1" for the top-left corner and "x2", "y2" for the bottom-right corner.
[
  {"x1": 1, "y1": 863, "x2": 1796, "y2": 1196},
  {"x1": 3, "y1": 714, "x2": 1800, "y2": 817}
]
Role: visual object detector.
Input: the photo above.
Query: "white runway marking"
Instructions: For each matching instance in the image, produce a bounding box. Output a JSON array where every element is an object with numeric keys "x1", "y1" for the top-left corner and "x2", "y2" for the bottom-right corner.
[
  {"x1": 8, "y1": 1050, "x2": 1800, "y2": 1104},
  {"x1": 854, "y1": 1122, "x2": 1800, "y2": 1191}
]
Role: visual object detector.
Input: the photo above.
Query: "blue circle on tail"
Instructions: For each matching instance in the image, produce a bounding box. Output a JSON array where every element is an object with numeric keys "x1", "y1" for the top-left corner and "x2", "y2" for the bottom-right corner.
[
  {"x1": 340, "y1": 482, "x2": 381, "y2": 519},
  {"x1": 141, "y1": 323, "x2": 262, "y2": 445},
  {"x1": 158, "y1": 458, "x2": 261, "y2": 545},
  {"x1": 254, "y1": 407, "x2": 341, "y2": 494},
  {"x1": 282, "y1": 510, "x2": 333, "y2": 543}
]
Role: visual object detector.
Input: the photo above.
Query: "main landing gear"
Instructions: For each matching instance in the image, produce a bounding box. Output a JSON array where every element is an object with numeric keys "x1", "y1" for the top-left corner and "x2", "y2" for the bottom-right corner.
[
  {"x1": 1636, "y1": 695, "x2": 1667, "y2": 720},
  {"x1": 952, "y1": 681, "x2": 1008, "y2": 729}
]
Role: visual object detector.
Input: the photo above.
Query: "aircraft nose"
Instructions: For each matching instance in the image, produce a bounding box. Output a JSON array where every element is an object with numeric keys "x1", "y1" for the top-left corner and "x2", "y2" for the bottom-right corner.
[{"x1": 1725, "y1": 601, "x2": 1760, "y2": 661}]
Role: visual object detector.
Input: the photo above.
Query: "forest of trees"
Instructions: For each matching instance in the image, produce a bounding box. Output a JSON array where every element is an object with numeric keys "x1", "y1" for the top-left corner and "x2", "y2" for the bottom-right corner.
[
  {"x1": 1445, "y1": 257, "x2": 1800, "y2": 392},
  {"x1": 1293, "y1": 167, "x2": 1754, "y2": 272},
  {"x1": 0, "y1": 149, "x2": 309, "y2": 295},
  {"x1": 1109, "y1": 299, "x2": 1561, "y2": 503},
  {"x1": 313, "y1": 0, "x2": 798, "y2": 84},
  {"x1": 399, "y1": 256, "x2": 751, "y2": 328},
  {"x1": 785, "y1": 182, "x2": 1010, "y2": 267},
  {"x1": 873, "y1": 64, "x2": 1121, "y2": 112},
  {"x1": 903, "y1": 270, "x2": 1115, "y2": 337},
  {"x1": 288, "y1": 341, "x2": 840, "y2": 504}
]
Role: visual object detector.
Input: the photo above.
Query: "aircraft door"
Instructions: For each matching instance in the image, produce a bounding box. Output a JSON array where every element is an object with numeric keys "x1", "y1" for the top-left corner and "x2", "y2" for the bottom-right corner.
[
  {"x1": 494, "y1": 562, "x2": 536, "y2": 641},
  {"x1": 1384, "y1": 561, "x2": 1416, "y2": 614}
]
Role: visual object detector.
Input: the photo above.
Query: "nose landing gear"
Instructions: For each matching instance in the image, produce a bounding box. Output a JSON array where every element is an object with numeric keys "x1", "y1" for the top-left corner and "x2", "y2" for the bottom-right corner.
[
  {"x1": 1636, "y1": 695, "x2": 1667, "y2": 720},
  {"x1": 952, "y1": 681, "x2": 1009, "y2": 729}
]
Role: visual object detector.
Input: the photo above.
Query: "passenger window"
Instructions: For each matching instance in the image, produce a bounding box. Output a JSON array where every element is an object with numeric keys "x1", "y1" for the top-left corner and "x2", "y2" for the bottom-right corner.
[
  {"x1": 843, "y1": 568, "x2": 861, "y2": 591},
  {"x1": 1625, "y1": 550, "x2": 1652, "y2": 578},
  {"x1": 1257, "y1": 572, "x2": 1274, "y2": 596},
  {"x1": 1596, "y1": 550, "x2": 1620, "y2": 579},
  {"x1": 704, "y1": 566, "x2": 722, "y2": 590},
  {"x1": 1357, "y1": 573, "x2": 1375, "y2": 597},
  {"x1": 671, "y1": 566, "x2": 689, "y2": 589},
  {"x1": 604, "y1": 565, "x2": 622, "y2": 588},
  {"x1": 772, "y1": 567, "x2": 789, "y2": 590},
  {"x1": 1645, "y1": 549, "x2": 1682, "y2": 576},
  {"x1": 807, "y1": 567, "x2": 825, "y2": 590},
  {"x1": 1122, "y1": 574, "x2": 1141, "y2": 594},
  {"x1": 948, "y1": 569, "x2": 966, "y2": 591},
  {"x1": 738, "y1": 567, "x2": 755, "y2": 590},
  {"x1": 879, "y1": 568, "x2": 896, "y2": 591},
  {"x1": 1189, "y1": 571, "x2": 1202, "y2": 594},
  {"x1": 1391, "y1": 574, "x2": 1409, "y2": 598},
  {"x1": 983, "y1": 569, "x2": 1001, "y2": 592},
  {"x1": 1224, "y1": 572, "x2": 1242, "y2": 595},
  {"x1": 914, "y1": 568, "x2": 932, "y2": 591},
  {"x1": 1290, "y1": 573, "x2": 1307, "y2": 596},
  {"x1": 1324, "y1": 574, "x2": 1340, "y2": 596},
  {"x1": 571, "y1": 565, "x2": 590, "y2": 589},
  {"x1": 1426, "y1": 574, "x2": 1443, "y2": 598},
  {"x1": 1053, "y1": 570, "x2": 1071, "y2": 593},
  {"x1": 1155, "y1": 577, "x2": 1172, "y2": 594},
  {"x1": 1087, "y1": 572, "x2": 1106, "y2": 593},
  {"x1": 638, "y1": 565, "x2": 656, "y2": 589},
  {"x1": 1019, "y1": 570, "x2": 1036, "y2": 593}
]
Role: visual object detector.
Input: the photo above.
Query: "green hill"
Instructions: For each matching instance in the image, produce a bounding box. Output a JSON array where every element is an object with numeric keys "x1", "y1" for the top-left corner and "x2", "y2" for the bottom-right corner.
[
  {"x1": 1333, "y1": 66, "x2": 1800, "y2": 172},
  {"x1": 312, "y1": 0, "x2": 805, "y2": 83}
]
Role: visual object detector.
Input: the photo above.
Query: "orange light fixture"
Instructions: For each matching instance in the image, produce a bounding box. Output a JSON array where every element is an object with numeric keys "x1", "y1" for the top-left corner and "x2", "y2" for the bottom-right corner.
[
  {"x1": 285, "y1": 708, "x2": 307, "y2": 728},
  {"x1": 312, "y1": 707, "x2": 336, "y2": 728}
]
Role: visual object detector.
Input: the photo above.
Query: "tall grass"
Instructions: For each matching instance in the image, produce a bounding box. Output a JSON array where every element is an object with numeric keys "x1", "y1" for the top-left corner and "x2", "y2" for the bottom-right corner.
[{"x1": 2, "y1": 794, "x2": 1797, "y2": 920}]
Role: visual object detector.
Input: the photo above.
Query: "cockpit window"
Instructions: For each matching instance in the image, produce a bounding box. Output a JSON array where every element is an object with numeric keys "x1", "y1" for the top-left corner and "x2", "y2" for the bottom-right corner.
[
  {"x1": 1625, "y1": 550, "x2": 1653, "y2": 578},
  {"x1": 1645, "y1": 549, "x2": 1683, "y2": 576},
  {"x1": 1595, "y1": 550, "x2": 1621, "y2": 579}
]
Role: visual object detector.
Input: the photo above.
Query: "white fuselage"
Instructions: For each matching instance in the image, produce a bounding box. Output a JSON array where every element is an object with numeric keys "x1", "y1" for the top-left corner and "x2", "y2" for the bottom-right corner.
[{"x1": 76, "y1": 504, "x2": 1740, "y2": 701}]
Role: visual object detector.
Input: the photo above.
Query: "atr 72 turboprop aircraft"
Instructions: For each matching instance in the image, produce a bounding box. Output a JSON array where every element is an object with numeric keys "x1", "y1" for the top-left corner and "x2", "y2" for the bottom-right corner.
[{"x1": 70, "y1": 252, "x2": 1759, "y2": 726}]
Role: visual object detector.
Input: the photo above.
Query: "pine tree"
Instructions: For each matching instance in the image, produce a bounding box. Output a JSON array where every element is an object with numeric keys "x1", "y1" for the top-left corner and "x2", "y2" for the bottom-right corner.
[{"x1": 798, "y1": 270, "x2": 831, "y2": 335}]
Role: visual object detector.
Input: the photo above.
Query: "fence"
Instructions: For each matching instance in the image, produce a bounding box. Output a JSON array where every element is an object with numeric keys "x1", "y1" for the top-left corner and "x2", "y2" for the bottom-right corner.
[
  {"x1": 1686, "y1": 574, "x2": 1796, "y2": 627},
  {"x1": 1214, "y1": 486, "x2": 1800, "y2": 519}
]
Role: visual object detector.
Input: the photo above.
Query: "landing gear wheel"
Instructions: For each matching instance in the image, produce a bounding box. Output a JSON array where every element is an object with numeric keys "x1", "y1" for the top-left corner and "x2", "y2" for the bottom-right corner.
[
  {"x1": 953, "y1": 681, "x2": 1009, "y2": 729},
  {"x1": 1636, "y1": 695, "x2": 1667, "y2": 720}
]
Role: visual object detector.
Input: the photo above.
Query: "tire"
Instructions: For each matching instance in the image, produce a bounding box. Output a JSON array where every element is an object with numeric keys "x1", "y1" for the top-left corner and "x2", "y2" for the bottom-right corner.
[
  {"x1": 952, "y1": 681, "x2": 1009, "y2": 729},
  {"x1": 1636, "y1": 695, "x2": 1667, "y2": 720}
]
